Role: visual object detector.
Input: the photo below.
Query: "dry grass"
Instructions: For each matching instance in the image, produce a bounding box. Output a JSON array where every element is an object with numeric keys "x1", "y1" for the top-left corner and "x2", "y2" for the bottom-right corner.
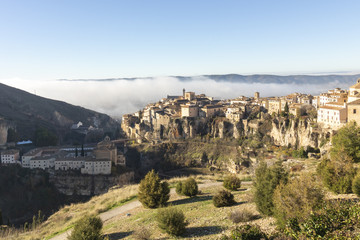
[{"x1": 5, "y1": 184, "x2": 138, "y2": 240}]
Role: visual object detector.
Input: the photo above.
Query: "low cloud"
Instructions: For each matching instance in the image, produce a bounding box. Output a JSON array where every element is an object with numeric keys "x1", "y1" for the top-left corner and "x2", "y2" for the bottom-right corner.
[{"x1": 0, "y1": 77, "x2": 351, "y2": 119}]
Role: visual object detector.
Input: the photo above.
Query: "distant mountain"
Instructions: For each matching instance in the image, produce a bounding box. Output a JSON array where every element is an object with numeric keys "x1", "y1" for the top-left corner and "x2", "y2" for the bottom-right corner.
[
  {"x1": 59, "y1": 73, "x2": 360, "y2": 85},
  {"x1": 0, "y1": 83, "x2": 119, "y2": 144}
]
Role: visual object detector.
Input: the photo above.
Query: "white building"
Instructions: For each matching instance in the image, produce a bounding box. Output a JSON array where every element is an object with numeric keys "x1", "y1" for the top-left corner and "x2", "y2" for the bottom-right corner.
[
  {"x1": 30, "y1": 156, "x2": 56, "y2": 170},
  {"x1": 317, "y1": 105, "x2": 347, "y2": 128},
  {"x1": 55, "y1": 157, "x2": 86, "y2": 171},
  {"x1": 1, "y1": 149, "x2": 20, "y2": 164},
  {"x1": 81, "y1": 159, "x2": 111, "y2": 175}
]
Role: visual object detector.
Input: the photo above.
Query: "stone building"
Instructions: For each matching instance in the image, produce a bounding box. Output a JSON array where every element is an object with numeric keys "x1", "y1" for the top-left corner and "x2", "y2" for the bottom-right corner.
[
  {"x1": 348, "y1": 79, "x2": 360, "y2": 103},
  {"x1": 181, "y1": 105, "x2": 199, "y2": 117},
  {"x1": 347, "y1": 99, "x2": 360, "y2": 125},
  {"x1": 93, "y1": 136, "x2": 118, "y2": 164}
]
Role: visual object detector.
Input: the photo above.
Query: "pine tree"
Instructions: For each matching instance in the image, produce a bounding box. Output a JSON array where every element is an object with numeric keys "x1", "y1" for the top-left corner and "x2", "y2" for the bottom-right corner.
[
  {"x1": 138, "y1": 170, "x2": 170, "y2": 208},
  {"x1": 81, "y1": 144, "x2": 85, "y2": 157}
]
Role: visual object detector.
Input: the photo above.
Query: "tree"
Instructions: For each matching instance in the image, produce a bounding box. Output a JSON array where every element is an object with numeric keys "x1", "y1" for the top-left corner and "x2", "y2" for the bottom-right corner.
[
  {"x1": 284, "y1": 102, "x2": 289, "y2": 114},
  {"x1": 273, "y1": 174, "x2": 324, "y2": 228},
  {"x1": 81, "y1": 144, "x2": 85, "y2": 157},
  {"x1": 176, "y1": 178, "x2": 198, "y2": 197},
  {"x1": 330, "y1": 122, "x2": 360, "y2": 162},
  {"x1": 69, "y1": 215, "x2": 104, "y2": 240},
  {"x1": 317, "y1": 157, "x2": 356, "y2": 194},
  {"x1": 254, "y1": 161, "x2": 288, "y2": 216},
  {"x1": 352, "y1": 175, "x2": 360, "y2": 197},
  {"x1": 7, "y1": 128, "x2": 19, "y2": 143},
  {"x1": 138, "y1": 170, "x2": 170, "y2": 208},
  {"x1": 34, "y1": 127, "x2": 58, "y2": 147}
]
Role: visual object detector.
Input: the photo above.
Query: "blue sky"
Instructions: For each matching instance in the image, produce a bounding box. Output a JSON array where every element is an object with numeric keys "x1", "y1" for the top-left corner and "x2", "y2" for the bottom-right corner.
[{"x1": 1, "y1": 0, "x2": 360, "y2": 80}]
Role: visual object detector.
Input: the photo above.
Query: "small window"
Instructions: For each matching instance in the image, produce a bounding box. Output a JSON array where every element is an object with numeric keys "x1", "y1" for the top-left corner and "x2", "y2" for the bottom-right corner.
[{"x1": 354, "y1": 109, "x2": 357, "y2": 114}]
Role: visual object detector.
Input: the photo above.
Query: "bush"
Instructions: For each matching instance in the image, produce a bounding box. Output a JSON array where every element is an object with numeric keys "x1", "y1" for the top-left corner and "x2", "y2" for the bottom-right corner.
[
  {"x1": 273, "y1": 174, "x2": 324, "y2": 228},
  {"x1": 254, "y1": 161, "x2": 288, "y2": 216},
  {"x1": 317, "y1": 158, "x2": 356, "y2": 194},
  {"x1": 133, "y1": 227, "x2": 151, "y2": 240},
  {"x1": 156, "y1": 207, "x2": 188, "y2": 236},
  {"x1": 176, "y1": 178, "x2": 198, "y2": 197},
  {"x1": 225, "y1": 224, "x2": 267, "y2": 240},
  {"x1": 69, "y1": 215, "x2": 104, "y2": 240},
  {"x1": 138, "y1": 170, "x2": 170, "y2": 208},
  {"x1": 285, "y1": 201, "x2": 360, "y2": 239},
  {"x1": 330, "y1": 122, "x2": 360, "y2": 162},
  {"x1": 223, "y1": 175, "x2": 241, "y2": 191},
  {"x1": 213, "y1": 190, "x2": 236, "y2": 207},
  {"x1": 229, "y1": 209, "x2": 257, "y2": 223},
  {"x1": 352, "y1": 175, "x2": 360, "y2": 197}
]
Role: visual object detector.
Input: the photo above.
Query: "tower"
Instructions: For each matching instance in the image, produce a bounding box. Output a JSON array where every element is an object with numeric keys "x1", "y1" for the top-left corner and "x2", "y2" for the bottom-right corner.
[
  {"x1": 255, "y1": 92, "x2": 260, "y2": 99},
  {"x1": 183, "y1": 88, "x2": 185, "y2": 98}
]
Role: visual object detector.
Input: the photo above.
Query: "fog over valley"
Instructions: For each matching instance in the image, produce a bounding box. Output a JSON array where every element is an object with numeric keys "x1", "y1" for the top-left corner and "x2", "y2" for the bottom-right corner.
[{"x1": 1, "y1": 75, "x2": 358, "y2": 118}]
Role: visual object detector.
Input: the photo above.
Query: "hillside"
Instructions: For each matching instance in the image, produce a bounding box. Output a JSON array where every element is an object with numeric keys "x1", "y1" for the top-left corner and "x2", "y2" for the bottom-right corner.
[{"x1": 0, "y1": 83, "x2": 120, "y2": 144}]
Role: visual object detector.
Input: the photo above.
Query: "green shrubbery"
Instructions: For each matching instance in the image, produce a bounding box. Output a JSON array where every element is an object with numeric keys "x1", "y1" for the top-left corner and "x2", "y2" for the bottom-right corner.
[
  {"x1": 253, "y1": 161, "x2": 288, "y2": 216},
  {"x1": 156, "y1": 207, "x2": 188, "y2": 236},
  {"x1": 352, "y1": 175, "x2": 360, "y2": 197},
  {"x1": 223, "y1": 175, "x2": 241, "y2": 191},
  {"x1": 330, "y1": 122, "x2": 360, "y2": 162},
  {"x1": 213, "y1": 190, "x2": 236, "y2": 207},
  {"x1": 138, "y1": 170, "x2": 170, "y2": 208},
  {"x1": 223, "y1": 225, "x2": 267, "y2": 240},
  {"x1": 69, "y1": 215, "x2": 104, "y2": 240},
  {"x1": 175, "y1": 178, "x2": 198, "y2": 197},
  {"x1": 273, "y1": 174, "x2": 324, "y2": 228},
  {"x1": 317, "y1": 158, "x2": 356, "y2": 194},
  {"x1": 285, "y1": 201, "x2": 360, "y2": 239}
]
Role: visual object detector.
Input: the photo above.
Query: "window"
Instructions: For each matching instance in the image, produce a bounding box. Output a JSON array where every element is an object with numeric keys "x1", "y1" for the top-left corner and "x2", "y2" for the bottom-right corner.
[{"x1": 354, "y1": 109, "x2": 357, "y2": 114}]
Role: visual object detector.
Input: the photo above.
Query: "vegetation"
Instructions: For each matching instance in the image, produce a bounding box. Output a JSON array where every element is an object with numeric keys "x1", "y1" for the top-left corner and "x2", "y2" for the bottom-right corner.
[
  {"x1": 228, "y1": 209, "x2": 257, "y2": 223},
  {"x1": 223, "y1": 225, "x2": 267, "y2": 240},
  {"x1": 330, "y1": 122, "x2": 360, "y2": 162},
  {"x1": 213, "y1": 190, "x2": 236, "y2": 207},
  {"x1": 223, "y1": 175, "x2": 241, "y2": 191},
  {"x1": 69, "y1": 215, "x2": 104, "y2": 240},
  {"x1": 34, "y1": 127, "x2": 58, "y2": 146},
  {"x1": 352, "y1": 175, "x2": 360, "y2": 197},
  {"x1": 253, "y1": 161, "x2": 288, "y2": 216},
  {"x1": 273, "y1": 174, "x2": 324, "y2": 228},
  {"x1": 156, "y1": 207, "x2": 188, "y2": 236},
  {"x1": 175, "y1": 177, "x2": 198, "y2": 197},
  {"x1": 291, "y1": 146, "x2": 307, "y2": 158},
  {"x1": 285, "y1": 201, "x2": 360, "y2": 239},
  {"x1": 133, "y1": 227, "x2": 151, "y2": 240},
  {"x1": 138, "y1": 170, "x2": 170, "y2": 208},
  {"x1": 317, "y1": 158, "x2": 356, "y2": 194}
]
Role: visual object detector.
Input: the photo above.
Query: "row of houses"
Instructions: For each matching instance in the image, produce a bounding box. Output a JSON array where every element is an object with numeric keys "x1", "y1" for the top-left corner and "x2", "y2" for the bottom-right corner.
[
  {"x1": 0, "y1": 136, "x2": 123, "y2": 175},
  {"x1": 316, "y1": 80, "x2": 360, "y2": 129}
]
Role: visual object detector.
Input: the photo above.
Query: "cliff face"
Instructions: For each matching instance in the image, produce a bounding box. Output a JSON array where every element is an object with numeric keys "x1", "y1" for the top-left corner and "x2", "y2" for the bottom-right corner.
[
  {"x1": 123, "y1": 113, "x2": 332, "y2": 150},
  {"x1": 50, "y1": 172, "x2": 134, "y2": 196}
]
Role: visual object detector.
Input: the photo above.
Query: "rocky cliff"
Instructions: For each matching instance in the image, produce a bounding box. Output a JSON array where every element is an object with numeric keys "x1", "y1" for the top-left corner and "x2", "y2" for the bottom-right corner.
[
  {"x1": 123, "y1": 112, "x2": 332, "y2": 150},
  {"x1": 50, "y1": 172, "x2": 134, "y2": 196}
]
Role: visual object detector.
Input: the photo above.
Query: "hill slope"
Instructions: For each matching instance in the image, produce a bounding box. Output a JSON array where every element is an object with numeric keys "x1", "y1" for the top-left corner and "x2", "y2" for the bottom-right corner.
[{"x1": 0, "y1": 82, "x2": 119, "y2": 143}]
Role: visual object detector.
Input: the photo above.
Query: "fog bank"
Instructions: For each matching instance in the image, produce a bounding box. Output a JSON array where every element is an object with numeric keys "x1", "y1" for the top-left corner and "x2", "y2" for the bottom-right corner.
[{"x1": 0, "y1": 77, "x2": 351, "y2": 118}]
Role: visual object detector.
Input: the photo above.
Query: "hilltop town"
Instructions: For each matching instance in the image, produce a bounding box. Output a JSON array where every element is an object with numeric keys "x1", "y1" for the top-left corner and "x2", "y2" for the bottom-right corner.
[{"x1": 121, "y1": 79, "x2": 360, "y2": 144}]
